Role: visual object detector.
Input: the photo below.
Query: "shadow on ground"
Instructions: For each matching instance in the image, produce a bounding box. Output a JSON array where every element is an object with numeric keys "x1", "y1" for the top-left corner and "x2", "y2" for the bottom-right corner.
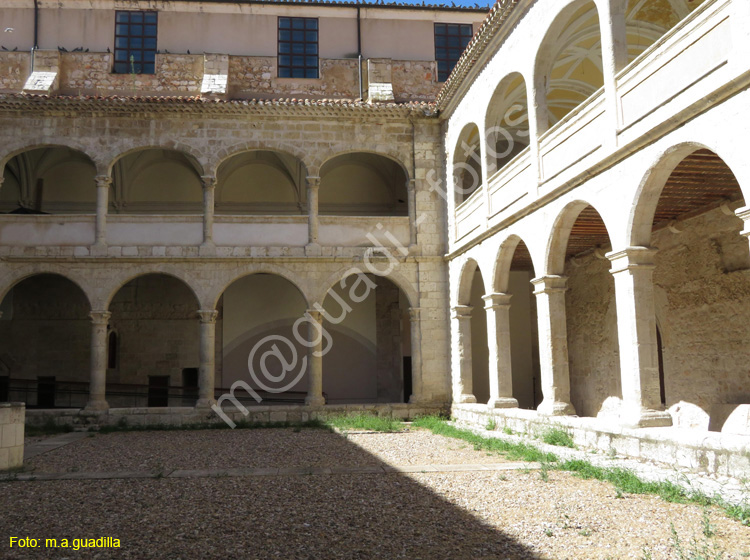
[{"x1": 1, "y1": 428, "x2": 542, "y2": 559}]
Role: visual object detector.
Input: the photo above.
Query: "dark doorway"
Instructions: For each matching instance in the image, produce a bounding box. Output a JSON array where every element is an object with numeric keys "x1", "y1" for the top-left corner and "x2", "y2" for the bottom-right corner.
[
  {"x1": 182, "y1": 368, "x2": 199, "y2": 405},
  {"x1": 37, "y1": 376, "x2": 56, "y2": 408},
  {"x1": 148, "y1": 375, "x2": 170, "y2": 407},
  {"x1": 656, "y1": 326, "x2": 666, "y2": 406},
  {"x1": 402, "y1": 357, "x2": 412, "y2": 404},
  {"x1": 0, "y1": 376, "x2": 8, "y2": 402}
]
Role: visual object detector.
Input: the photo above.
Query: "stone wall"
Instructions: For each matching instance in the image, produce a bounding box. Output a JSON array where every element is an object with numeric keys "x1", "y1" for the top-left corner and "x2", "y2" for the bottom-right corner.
[
  {"x1": 0, "y1": 52, "x2": 29, "y2": 92},
  {"x1": 391, "y1": 61, "x2": 440, "y2": 102},
  {"x1": 652, "y1": 206, "x2": 750, "y2": 429},
  {"x1": 0, "y1": 402, "x2": 24, "y2": 471},
  {"x1": 564, "y1": 253, "x2": 622, "y2": 418}
]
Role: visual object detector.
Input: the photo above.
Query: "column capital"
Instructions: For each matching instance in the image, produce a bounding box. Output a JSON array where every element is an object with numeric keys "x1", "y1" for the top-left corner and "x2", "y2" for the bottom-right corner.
[
  {"x1": 607, "y1": 246, "x2": 657, "y2": 274},
  {"x1": 735, "y1": 206, "x2": 750, "y2": 238},
  {"x1": 482, "y1": 292, "x2": 512, "y2": 309},
  {"x1": 197, "y1": 309, "x2": 219, "y2": 324},
  {"x1": 89, "y1": 311, "x2": 111, "y2": 325},
  {"x1": 306, "y1": 176, "x2": 321, "y2": 188},
  {"x1": 451, "y1": 305, "x2": 473, "y2": 319},
  {"x1": 408, "y1": 307, "x2": 422, "y2": 321},
  {"x1": 531, "y1": 275, "x2": 567, "y2": 294},
  {"x1": 200, "y1": 175, "x2": 217, "y2": 190},
  {"x1": 94, "y1": 175, "x2": 112, "y2": 188}
]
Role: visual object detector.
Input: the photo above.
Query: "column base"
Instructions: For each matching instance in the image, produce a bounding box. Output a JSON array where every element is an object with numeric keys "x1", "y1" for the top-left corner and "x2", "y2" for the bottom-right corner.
[
  {"x1": 620, "y1": 406, "x2": 673, "y2": 429},
  {"x1": 199, "y1": 242, "x2": 216, "y2": 257},
  {"x1": 488, "y1": 397, "x2": 518, "y2": 409},
  {"x1": 195, "y1": 398, "x2": 217, "y2": 409},
  {"x1": 90, "y1": 242, "x2": 108, "y2": 257},
  {"x1": 83, "y1": 400, "x2": 109, "y2": 412},
  {"x1": 537, "y1": 399, "x2": 575, "y2": 416},
  {"x1": 305, "y1": 395, "x2": 326, "y2": 407},
  {"x1": 455, "y1": 393, "x2": 477, "y2": 404},
  {"x1": 305, "y1": 243, "x2": 321, "y2": 256}
]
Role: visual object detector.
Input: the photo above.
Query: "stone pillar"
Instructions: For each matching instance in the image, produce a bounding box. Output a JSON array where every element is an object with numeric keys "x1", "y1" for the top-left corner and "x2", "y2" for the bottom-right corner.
[
  {"x1": 196, "y1": 310, "x2": 219, "y2": 408},
  {"x1": 406, "y1": 178, "x2": 418, "y2": 250},
  {"x1": 736, "y1": 206, "x2": 750, "y2": 246},
  {"x1": 451, "y1": 305, "x2": 476, "y2": 403},
  {"x1": 93, "y1": 175, "x2": 111, "y2": 254},
  {"x1": 531, "y1": 276, "x2": 575, "y2": 416},
  {"x1": 306, "y1": 176, "x2": 321, "y2": 255},
  {"x1": 599, "y1": 0, "x2": 628, "y2": 140},
  {"x1": 483, "y1": 293, "x2": 518, "y2": 409},
  {"x1": 408, "y1": 307, "x2": 425, "y2": 404},
  {"x1": 527, "y1": 78, "x2": 546, "y2": 188},
  {"x1": 0, "y1": 176, "x2": 4, "y2": 194},
  {"x1": 608, "y1": 248, "x2": 672, "y2": 427},
  {"x1": 305, "y1": 309, "x2": 326, "y2": 407},
  {"x1": 85, "y1": 311, "x2": 111, "y2": 411},
  {"x1": 200, "y1": 175, "x2": 217, "y2": 255}
]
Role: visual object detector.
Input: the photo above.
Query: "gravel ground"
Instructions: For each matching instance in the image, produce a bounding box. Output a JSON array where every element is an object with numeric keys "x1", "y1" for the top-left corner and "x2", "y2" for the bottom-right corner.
[
  {"x1": 26, "y1": 429, "x2": 514, "y2": 473},
  {"x1": 3, "y1": 428, "x2": 749, "y2": 559}
]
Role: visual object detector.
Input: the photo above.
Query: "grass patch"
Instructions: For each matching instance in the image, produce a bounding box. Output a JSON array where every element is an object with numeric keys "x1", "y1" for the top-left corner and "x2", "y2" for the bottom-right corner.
[
  {"x1": 324, "y1": 413, "x2": 404, "y2": 432},
  {"x1": 412, "y1": 415, "x2": 557, "y2": 463},
  {"x1": 541, "y1": 427, "x2": 575, "y2": 448},
  {"x1": 413, "y1": 416, "x2": 750, "y2": 527}
]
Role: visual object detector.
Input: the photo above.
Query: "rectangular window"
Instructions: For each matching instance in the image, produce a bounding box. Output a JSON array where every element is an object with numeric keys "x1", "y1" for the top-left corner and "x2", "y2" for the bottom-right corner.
[
  {"x1": 113, "y1": 11, "x2": 158, "y2": 74},
  {"x1": 278, "y1": 17, "x2": 319, "y2": 79},
  {"x1": 434, "y1": 23, "x2": 473, "y2": 82}
]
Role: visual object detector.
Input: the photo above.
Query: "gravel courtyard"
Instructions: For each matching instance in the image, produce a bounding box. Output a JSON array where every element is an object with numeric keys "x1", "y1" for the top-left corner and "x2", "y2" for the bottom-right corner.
[{"x1": 1, "y1": 427, "x2": 748, "y2": 559}]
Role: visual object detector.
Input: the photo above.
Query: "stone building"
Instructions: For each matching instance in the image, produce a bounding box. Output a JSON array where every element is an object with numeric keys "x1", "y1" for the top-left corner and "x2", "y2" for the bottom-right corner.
[{"x1": 1, "y1": 0, "x2": 749, "y2": 473}]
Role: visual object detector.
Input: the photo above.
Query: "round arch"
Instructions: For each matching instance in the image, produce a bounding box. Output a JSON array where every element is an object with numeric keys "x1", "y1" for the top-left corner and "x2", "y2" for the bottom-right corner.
[
  {"x1": 0, "y1": 270, "x2": 93, "y2": 310},
  {"x1": 210, "y1": 142, "x2": 310, "y2": 178},
  {"x1": 103, "y1": 270, "x2": 202, "y2": 310},
  {"x1": 545, "y1": 199, "x2": 615, "y2": 276},
  {"x1": 211, "y1": 269, "x2": 310, "y2": 311},
  {"x1": 316, "y1": 266, "x2": 418, "y2": 310},
  {"x1": 1, "y1": 142, "x2": 103, "y2": 173},
  {"x1": 484, "y1": 72, "x2": 530, "y2": 173},
  {"x1": 492, "y1": 234, "x2": 539, "y2": 294},
  {"x1": 628, "y1": 141, "x2": 750, "y2": 247},
  {"x1": 455, "y1": 257, "x2": 484, "y2": 306},
  {"x1": 105, "y1": 144, "x2": 206, "y2": 177}
]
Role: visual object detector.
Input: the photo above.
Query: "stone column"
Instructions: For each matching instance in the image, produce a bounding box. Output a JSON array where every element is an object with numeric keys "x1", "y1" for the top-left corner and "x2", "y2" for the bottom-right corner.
[
  {"x1": 531, "y1": 276, "x2": 575, "y2": 416},
  {"x1": 93, "y1": 175, "x2": 111, "y2": 254},
  {"x1": 599, "y1": 0, "x2": 628, "y2": 139},
  {"x1": 196, "y1": 310, "x2": 219, "y2": 408},
  {"x1": 483, "y1": 293, "x2": 518, "y2": 409},
  {"x1": 451, "y1": 305, "x2": 476, "y2": 403},
  {"x1": 200, "y1": 175, "x2": 217, "y2": 255},
  {"x1": 0, "y1": 176, "x2": 4, "y2": 194},
  {"x1": 608, "y1": 248, "x2": 672, "y2": 427},
  {"x1": 736, "y1": 206, "x2": 750, "y2": 246},
  {"x1": 306, "y1": 176, "x2": 321, "y2": 255},
  {"x1": 406, "y1": 178, "x2": 418, "y2": 250},
  {"x1": 85, "y1": 311, "x2": 111, "y2": 411},
  {"x1": 408, "y1": 307, "x2": 425, "y2": 404},
  {"x1": 527, "y1": 78, "x2": 547, "y2": 188},
  {"x1": 305, "y1": 309, "x2": 326, "y2": 406}
]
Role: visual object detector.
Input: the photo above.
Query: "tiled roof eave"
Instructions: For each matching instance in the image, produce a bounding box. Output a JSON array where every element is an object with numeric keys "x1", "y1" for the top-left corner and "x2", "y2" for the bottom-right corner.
[
  {"x1": 435, "y1": 0, "x2": 520, "y2": 113},
  {"x1": 0, "y1": 94, "x2": 438, "y2": 119}
]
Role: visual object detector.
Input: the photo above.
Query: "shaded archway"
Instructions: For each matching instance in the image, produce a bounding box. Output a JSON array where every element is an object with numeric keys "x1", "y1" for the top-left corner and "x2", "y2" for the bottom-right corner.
[
  {"x1": 452, "y1": 124, "x2": 483, "y2": 205},
  {"x1": 106, "y1": 274, "x2": 200, "y2": 407},
  {"x1": 320, "y1": 273, "x2": 411, "y2": 404},
  {"x1": 111, "y1": 149, "x2": 203, "y2": 214},
  {"x1": 536, "y1": 1, "x2": 604, "y2": 129},
  {"x1": 319, "y1": 153, "x2": 407, "y2": 216},
  {"x1": 494, "y1": 238, "x2": 541, "y2": 410},
  {"x1": 218, "y1": 273, "x2": 309, "y2": 402},
  {"x1": 215, "y1": 150, "x2": 307, "y2": 215},
  {"x1": 0, "y1": 274, "x2": 91, "y2": 407},
  {"x1": 548, "y1": 202, "x2": 620, "y2": 418},
  {"x1": 0, "y1": 147, "x2": 96, "y2": 214},
  {"x1": 624, "y1": 0, "x2": 708, "y2": 61},
  {"x1": 484, "y1": 73, "x2": 530, "y2": 176},
  {"x1": 631, "y1": 147, "x2": 749, "y2": 432}
]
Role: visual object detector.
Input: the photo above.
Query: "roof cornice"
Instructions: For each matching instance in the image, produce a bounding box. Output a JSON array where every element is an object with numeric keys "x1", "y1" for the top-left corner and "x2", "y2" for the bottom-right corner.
[
  {"x1": 0, "y1": 93, "x2": 438, "y2": 119},
  {"x1": 435, "y1": 0, "x2": 525, "y2": 116}
]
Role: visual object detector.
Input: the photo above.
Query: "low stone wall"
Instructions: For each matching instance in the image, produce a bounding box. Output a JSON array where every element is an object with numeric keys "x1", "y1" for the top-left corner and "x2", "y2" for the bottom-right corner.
[
  {"x1": 0, "y1": 403, "x2": 25, "y2": 471},
  {"x1": 452, "y1": 404, "x2": 750, "y2": 480},
  {"x1": 26, "y1": 402, "x2": 448, "y2": 429}
]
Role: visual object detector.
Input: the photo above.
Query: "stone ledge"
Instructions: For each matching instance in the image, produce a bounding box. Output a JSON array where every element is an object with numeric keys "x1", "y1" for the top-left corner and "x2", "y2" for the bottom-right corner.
[{"x1": 452, "y1": 404, "x2": 750, "y2": 479}]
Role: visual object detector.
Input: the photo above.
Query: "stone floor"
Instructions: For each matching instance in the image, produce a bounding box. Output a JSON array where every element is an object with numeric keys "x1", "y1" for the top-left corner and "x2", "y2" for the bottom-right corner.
[{"x1": 1, "y1": 427, "x2": 749, "y2": 559}]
